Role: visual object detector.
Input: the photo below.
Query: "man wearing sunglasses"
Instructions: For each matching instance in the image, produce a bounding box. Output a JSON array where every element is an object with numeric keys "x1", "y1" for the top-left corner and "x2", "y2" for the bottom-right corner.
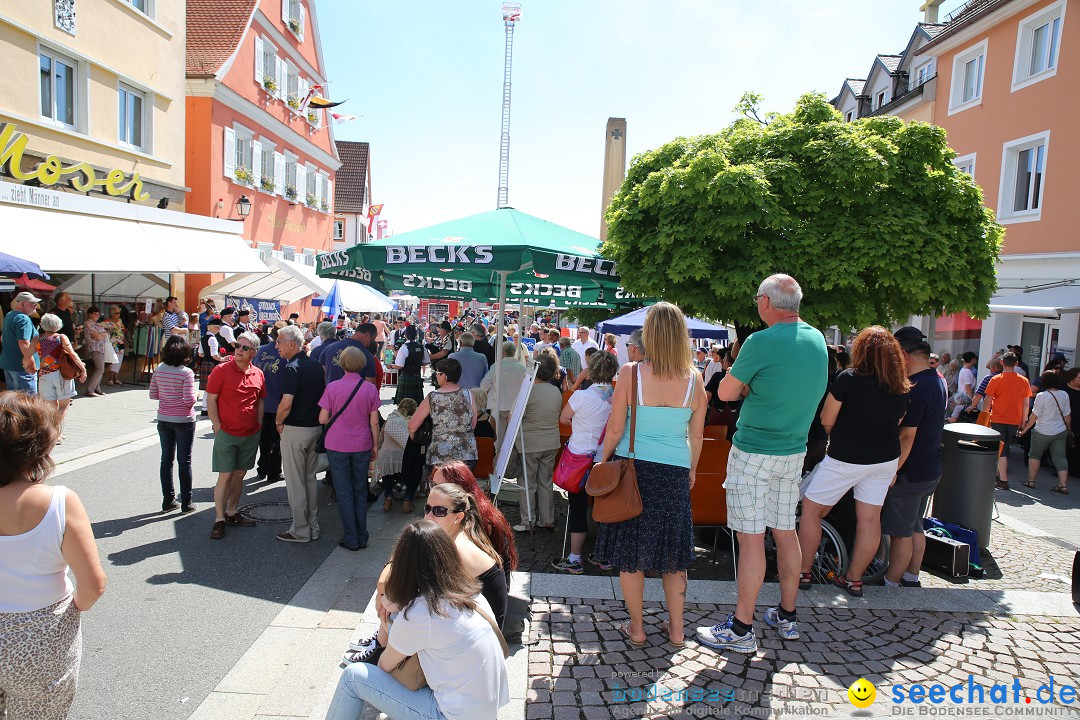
[{"x1": 205, "y1": 331, "x2": 267, "y2": 540}]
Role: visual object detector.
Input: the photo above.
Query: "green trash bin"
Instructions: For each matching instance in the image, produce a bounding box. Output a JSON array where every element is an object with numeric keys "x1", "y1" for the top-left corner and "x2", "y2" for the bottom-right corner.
[{"x1": 933, "y1": 423, "x2": 1002, "y2": 550}]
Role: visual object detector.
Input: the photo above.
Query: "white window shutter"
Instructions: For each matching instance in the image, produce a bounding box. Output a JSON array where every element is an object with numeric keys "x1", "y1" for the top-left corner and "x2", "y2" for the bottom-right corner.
[
  {"x1": 314, "y1": 169, "x2": 322, "y2": 205},
  {"x1": 274, "y1": 151, "x2": 285, "y2": 195},
  {"x1": 298, "y1": 3, "x2": 306, "y2": 40},
  {"x1": 281, "y1": 0, "x2": 289, "y2": 24},
  {"x1": 275, "y1": 57, "x2": 286, "y2": 99},
  {"x1": 296, "y1": 163, "x2": 307, "y2": 199},
  {"x1": 250, "y1": 139, "x2": 262, "y2": 181},
  {"x1": 299, "y1": 77, "x2": 309, "y2": 109},
  {"x1": 327, "y1": 179, "x2": 333, "y2": 213},
  {"x1": 223, "y1": 126, "x2": 236, "y2": 180},
  {"x1": 254, "y1": 36, "x2": 265, "y2": 86}
]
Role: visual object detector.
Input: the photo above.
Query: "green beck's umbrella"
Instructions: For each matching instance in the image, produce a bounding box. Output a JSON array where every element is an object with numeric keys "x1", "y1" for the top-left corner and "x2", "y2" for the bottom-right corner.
[{"x1": 315, "y1": 208, "x2": 639, "y2": 307}]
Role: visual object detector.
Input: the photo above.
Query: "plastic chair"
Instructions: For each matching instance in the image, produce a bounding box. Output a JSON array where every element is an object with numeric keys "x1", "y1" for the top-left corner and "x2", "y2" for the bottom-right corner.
[
  {"x1": 691, "y1": 436, "x2": 736, "y2": 570},
  {"x1": 474, "y1": 436, "x2": 495, "y2": 478}
]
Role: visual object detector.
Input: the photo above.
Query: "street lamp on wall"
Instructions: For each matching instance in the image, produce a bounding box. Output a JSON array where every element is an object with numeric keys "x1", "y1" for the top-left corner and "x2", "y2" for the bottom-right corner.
[{"x1": 235, "y1": 195, "x2": 252, "y2": 220}]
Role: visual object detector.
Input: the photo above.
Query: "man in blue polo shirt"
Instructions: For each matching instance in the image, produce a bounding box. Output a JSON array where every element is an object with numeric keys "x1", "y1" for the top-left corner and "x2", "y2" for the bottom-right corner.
[
  {"x1": 320, "y1": 323, "x2": 377, "y2": 385},
  {"x1": 882, "y1": 327, "x2": 946, "y2": 588},
  {"x1": 1, "y1": 292, "x2": 41, "y2": 394},
  {"x1": 254, "y1": 327, "x2": 286, "y2": 483}
]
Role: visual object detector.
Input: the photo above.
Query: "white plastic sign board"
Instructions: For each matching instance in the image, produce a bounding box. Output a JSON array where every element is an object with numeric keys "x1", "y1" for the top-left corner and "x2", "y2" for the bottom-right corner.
[{"x1": 492, "y1": 362, "x2": 538, "y2": 494}]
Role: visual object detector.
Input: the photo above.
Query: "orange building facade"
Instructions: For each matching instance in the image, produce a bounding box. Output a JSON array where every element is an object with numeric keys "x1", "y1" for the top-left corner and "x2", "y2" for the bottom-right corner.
[
  {"x1": 832, "y1": 0, "x2": 1077, "y2": 373},
  {"x1": 923, "y1": 0, "x2": 1079, "y2": 373},
  {"x1": 185, "y1": 0, "x2": 340, "y2": 321}
]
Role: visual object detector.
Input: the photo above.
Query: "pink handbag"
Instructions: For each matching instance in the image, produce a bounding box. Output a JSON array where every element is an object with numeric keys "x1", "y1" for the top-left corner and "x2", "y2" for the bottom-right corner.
[{"x1": 553, "y1": 443, "x2": 596, "y2": 493}]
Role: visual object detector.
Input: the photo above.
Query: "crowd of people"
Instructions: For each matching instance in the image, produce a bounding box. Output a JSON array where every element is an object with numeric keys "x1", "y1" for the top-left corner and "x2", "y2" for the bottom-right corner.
[{"x1": 3, "y1": 273, "x2": 1079, "y2": 719}]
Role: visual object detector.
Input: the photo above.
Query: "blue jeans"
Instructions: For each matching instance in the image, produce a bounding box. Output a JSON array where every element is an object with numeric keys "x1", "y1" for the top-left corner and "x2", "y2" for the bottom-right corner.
[
  {"x1": 326, "y1": 661, "x2": 446, "y2": 720},
  {"x1": 326, "y1": 449, "x2": 372, "y2": 549},
  {"x1": 4, "y1": 369, "x2": 38, "y2": 394},
  {"x1": 158, "y1": 421, "x2": 195, "y2": 505}
]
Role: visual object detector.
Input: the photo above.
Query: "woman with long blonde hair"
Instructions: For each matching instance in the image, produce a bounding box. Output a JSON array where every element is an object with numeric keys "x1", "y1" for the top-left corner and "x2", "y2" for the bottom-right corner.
[
  {"x1": 797, "y1": 325, "x2": 911, "y2": 597},
  {"x1": 592, "y1": 302, "x2": 707, "y2": 647}
]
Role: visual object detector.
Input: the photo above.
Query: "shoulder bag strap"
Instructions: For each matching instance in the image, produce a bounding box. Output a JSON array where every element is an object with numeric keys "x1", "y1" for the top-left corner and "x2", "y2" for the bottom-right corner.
[
  {"x1": 475, "y1": 605, "x2": 510, "y2": 658},
  {"x1": 1048, "y1": 391, "x2": 1071, "y2": 431},
  {"x1": 628, "y1": 362, "x2": 638, "y2": 459},
  {"x1": 325, "y1": 377, "x2": 364, "y2": 434}
]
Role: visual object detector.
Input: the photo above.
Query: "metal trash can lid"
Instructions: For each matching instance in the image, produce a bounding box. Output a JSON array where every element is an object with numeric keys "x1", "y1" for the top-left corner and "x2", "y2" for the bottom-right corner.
[{"x1": 941, "y1": 422, "x2": 1002, "y2": 451}]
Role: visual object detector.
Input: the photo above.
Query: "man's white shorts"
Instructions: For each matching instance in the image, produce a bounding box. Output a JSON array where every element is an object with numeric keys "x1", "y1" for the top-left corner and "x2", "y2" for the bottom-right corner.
[
  {"x1": 801, "y1": 455, "x2": 898, "y2": 508},
  {"x1": 724, "y1": 446, "x2": 805, "y2": 535}
]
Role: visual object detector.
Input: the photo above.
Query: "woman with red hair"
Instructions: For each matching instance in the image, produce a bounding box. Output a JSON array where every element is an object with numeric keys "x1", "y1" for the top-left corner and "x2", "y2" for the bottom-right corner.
[
  {"x1": 798, "y1": 326, "x2": 911, "y2": 597},
  {"x1": 432, "y1": 461, "x2": 518, "y2": 577}
]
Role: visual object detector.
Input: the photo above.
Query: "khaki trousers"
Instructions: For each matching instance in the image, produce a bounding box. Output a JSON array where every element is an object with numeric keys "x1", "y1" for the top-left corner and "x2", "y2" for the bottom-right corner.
[
  {"x1": 519, "y1": 448, "x2": 558, "y2": 526},
  {"x1": 280, "y1": 425, "x2": 322, "y2": 540}
]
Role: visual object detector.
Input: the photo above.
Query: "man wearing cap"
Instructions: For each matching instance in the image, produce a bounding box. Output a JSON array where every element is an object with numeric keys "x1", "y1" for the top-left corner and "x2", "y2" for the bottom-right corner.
[
  {"x1": 882, "y1": 327, "x2": 946, "y2": 588},
  {"x1": 1, "y1": 292, "x2": 41, "y2": 394},
  {"x1": 237, "y1": 308, "x2": 256, "y2": 334},
  {"x1": 320, "y1": 323, "x2": 378, "y2": 386},
  {"x1": 428, "y1": 321, "x2": 454, "y2": 365},
  {"x1": 218, "y1": 306, "x2": 238, "y2": 349}
]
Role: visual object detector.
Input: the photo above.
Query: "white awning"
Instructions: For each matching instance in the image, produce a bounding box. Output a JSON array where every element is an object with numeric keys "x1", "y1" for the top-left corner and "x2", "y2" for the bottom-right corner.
[
  {"x1": 989, "y1": 285, "x2": 1080, "y2": 318},
  {"x1": 202, "y1": 257, "x2": 324, "y2": 305},
  {"x1": 0, "y1": 203, "x2": 265, "y2": 274},
  {"x1": 203, "y1": 257, "x2": 395, "y2": 313}
]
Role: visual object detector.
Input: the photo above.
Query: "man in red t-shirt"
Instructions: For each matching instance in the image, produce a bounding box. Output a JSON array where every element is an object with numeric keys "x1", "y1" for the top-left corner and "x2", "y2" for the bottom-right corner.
[
  {"x1": 206, "y1": 331, "x2": 267, "y2": 539},
  {"x1": 983, "y1": 352, "x2": 1031, "y2": 489}
]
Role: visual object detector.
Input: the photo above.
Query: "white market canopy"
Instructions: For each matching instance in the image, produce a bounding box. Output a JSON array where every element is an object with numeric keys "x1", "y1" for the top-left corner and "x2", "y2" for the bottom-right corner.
[{"x1": 203, "y1": 257, "x2": 395, "y2": 313}]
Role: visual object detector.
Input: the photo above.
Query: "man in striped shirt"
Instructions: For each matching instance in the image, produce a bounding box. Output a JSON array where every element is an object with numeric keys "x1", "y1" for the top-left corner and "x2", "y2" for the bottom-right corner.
[{"x1": 161, "y1": 296, "x2": 184, "y2": 338}]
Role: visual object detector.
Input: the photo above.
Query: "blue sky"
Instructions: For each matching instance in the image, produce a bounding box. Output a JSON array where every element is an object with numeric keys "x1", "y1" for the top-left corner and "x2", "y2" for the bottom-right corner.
[{"x1": 318, "y1": 0, "x2": 967, "y2": 238}]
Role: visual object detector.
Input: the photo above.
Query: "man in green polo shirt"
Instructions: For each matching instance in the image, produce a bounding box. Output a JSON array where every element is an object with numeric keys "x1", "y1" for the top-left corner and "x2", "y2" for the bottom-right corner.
[{"x1": 696, "y1": 274, "x2": 827, "y2": 654}]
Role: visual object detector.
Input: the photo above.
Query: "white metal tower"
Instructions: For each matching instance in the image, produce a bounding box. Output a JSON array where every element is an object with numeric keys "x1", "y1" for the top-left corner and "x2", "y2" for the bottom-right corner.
[{"x1": 497, "y1": 3, "x2": 521, "y2": 209}]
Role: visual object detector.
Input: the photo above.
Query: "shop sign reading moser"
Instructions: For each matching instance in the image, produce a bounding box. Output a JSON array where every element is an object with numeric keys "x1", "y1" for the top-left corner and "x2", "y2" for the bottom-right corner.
[{"x1": 0, "y1": 123, "x2": 150, "y2": 201}]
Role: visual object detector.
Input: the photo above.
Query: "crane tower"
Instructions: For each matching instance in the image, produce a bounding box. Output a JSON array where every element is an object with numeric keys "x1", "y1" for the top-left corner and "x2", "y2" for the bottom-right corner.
[{"x1": 496, "y1": 3, "x2": 521, "y2": 209}]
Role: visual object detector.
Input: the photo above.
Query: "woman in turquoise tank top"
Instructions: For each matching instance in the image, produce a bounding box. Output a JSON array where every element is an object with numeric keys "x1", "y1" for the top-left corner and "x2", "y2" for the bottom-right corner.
[{"x1": 593, "y1": 303, "x2": 708, "y2": 647}]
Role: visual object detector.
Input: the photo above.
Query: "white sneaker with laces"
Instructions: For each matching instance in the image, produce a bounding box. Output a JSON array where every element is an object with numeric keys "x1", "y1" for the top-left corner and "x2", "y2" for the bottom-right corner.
[
  {"x1": 764, "y1": 607, "x2": 800, "y2": 640},
  {"x1": 694, "y1": 614, "x2": 758, "y2": 654}
]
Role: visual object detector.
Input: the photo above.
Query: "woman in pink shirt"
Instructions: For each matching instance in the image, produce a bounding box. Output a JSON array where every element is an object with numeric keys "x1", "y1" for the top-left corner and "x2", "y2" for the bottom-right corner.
[
  {"x1": 149, "y1": 336, "x2": 198, "y2": 513},
  {"x1": 318, "y1": 347, "x2": 381, "y2": 550}
]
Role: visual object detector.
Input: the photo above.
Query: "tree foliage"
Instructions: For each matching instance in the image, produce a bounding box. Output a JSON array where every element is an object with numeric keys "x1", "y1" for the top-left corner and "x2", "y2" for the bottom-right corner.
[{"x1": 602, "y1": 92, "x2": 1003, "y2": 330}]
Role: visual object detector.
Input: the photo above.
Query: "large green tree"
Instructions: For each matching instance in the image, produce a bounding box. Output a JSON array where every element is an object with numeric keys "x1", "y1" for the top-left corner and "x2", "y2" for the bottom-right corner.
[{"x1": 602, "y1": 93, "x2": 1003, "y2": 331}]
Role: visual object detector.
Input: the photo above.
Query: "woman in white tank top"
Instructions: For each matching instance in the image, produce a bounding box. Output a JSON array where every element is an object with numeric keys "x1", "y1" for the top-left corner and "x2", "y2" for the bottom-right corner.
[{"x1": 0, "y1": 392, "x2": 107, "y2": 718}]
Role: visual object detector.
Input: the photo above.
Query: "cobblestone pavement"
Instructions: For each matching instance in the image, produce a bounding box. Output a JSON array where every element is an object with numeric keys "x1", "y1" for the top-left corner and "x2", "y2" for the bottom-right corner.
[
  {"x1": 497, "y1": 485, "x2": 1076, "y2": 593},
  {"x1": 526, "y1": 597, "x2": 1080, "y2": 720}
]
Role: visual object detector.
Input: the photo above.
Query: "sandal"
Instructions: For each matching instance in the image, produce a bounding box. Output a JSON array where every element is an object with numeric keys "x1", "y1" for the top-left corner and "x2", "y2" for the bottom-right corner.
[
  {"x1": 995, "y1": 480, "x2": 1010, "y2": 490},
  {"x1": 1024, "y1": 481, "x2": 1037, "y2": 489},
  {"x1": 1050, "y1": 485, "x2": 1070, "y2": 495},
  {"x1": 661, "y1": 620, "x2": 685, "y2": 647},
  {"x1": 618, "y1": 620, "x2": 647, "y2": 647},
  {"x1": 799, "y1": 572, "x2": 813, "y2": 591},
  {"x1": 832, "y1": 574, "x2": 863, "y2": 597}
]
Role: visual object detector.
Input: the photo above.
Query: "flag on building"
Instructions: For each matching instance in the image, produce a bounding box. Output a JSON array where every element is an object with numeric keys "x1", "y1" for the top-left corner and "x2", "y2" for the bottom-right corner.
[
  {"x1": 330, "y1": 112, "x2": 357, "y2": 125},
  {"x1": 367, "y1": 204, "x2": 384, "y2": 233}
]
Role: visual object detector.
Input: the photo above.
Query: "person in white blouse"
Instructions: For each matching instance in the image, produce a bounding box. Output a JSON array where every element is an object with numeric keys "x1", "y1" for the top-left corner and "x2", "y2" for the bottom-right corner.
[{"x1": 1018, "y1": 370, "x2": 1072, "y2": 493}]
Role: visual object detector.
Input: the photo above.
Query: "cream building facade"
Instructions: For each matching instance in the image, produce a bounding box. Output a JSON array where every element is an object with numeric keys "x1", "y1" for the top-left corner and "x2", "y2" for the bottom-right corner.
[{"x1": 0, "y1": 0, "x2": 263, "y2": 311}]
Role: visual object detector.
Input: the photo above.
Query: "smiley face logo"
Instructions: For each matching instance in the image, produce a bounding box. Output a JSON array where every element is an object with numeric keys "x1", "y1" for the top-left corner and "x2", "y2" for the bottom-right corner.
[{"x1": 848, "y1": 678, "x2": 876, "y2": 708}]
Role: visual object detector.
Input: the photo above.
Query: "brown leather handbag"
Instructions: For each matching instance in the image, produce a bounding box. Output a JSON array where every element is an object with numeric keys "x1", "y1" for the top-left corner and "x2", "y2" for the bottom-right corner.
[{"x1": 586, "y1": 363, "x2": 643, "y2": 523}]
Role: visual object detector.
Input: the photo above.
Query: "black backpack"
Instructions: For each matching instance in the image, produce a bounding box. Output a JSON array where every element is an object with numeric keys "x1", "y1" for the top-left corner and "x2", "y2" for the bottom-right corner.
[{"x1": 402, "y1": 341, "x2": 424, "y2": 374}]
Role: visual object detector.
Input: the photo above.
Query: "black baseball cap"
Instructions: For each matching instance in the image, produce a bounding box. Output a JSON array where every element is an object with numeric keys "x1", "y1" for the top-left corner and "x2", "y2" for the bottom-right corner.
[{"x1": 894, "y1": 326, "x2": 929, "y2": 352}]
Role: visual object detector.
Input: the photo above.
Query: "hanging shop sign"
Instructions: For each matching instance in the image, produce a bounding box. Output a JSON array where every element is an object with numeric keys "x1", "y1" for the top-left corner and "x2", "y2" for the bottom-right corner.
[
  {"x1": 225, "y1": 295, "x2": 282, "y2": 323},
  {"x1": 0, "y1": 123, "x2": 150, "y2": 201}
]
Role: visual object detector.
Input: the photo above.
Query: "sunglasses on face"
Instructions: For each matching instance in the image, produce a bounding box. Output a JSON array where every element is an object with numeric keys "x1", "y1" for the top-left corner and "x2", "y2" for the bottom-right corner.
[
  {"x1": 235, "y1": 344, "x2": 256, "y2": 352},
  {"x1": 424, "y1": 504, "x2": 457, "y2": 518}
]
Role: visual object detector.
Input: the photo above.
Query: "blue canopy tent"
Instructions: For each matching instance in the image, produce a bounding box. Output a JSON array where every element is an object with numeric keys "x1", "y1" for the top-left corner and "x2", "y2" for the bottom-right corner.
[
  {"x1": 0, "y1": 251, "x2": 49, "y2": 280},
  {"x1": 597, "y1": 306, "x2": 729, "y2": 341}
]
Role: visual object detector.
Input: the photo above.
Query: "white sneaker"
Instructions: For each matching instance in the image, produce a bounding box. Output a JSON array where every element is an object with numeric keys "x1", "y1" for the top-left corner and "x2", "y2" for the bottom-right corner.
[
  {"x1": 694, "y1": 614, "x2": 758, "y2": 654},
  {"x1": 349, "y1": 630, "x2": 379, "y2": 653},
  {"x1": 512, "y1": 523, "x2": 532, "y2": 532},
  {"x1": 764, "y1": 607, "x2": 800, "y2": 640}
]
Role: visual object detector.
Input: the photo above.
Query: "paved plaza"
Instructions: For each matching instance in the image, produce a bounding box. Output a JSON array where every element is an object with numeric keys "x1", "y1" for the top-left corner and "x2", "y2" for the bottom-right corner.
[{"x1": 45, "y1": 387, "x2": 1080, "y2": 720}]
